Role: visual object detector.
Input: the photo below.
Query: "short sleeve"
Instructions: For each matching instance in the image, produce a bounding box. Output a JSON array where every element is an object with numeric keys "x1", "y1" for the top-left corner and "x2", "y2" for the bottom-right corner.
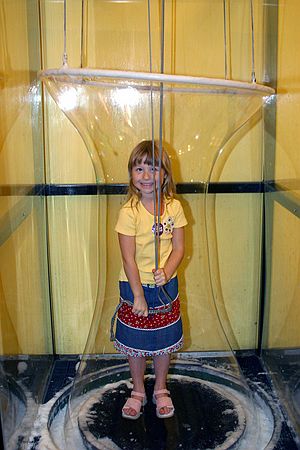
[
  {"x1": 173, "y1": 199, "x2": 188, "y2": 228},
  {"x1": 115, "y1": 204, "x2": 136, "y2": 236}
]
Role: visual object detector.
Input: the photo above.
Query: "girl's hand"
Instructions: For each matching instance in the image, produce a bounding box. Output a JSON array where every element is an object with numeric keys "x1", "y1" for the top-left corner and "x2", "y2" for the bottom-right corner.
[
  {"x1": 152, "y1": 268, "x2": 168, "y2": 286},
  {"x1": 133, "y1": 295, "x2": 148, "y2": 317}
]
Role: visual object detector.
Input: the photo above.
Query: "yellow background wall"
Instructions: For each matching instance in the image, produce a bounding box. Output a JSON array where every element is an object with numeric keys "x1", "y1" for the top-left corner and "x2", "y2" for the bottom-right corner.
[
  {"x1": 2, "y1": 0, "x2": 294, "y2": 355},
  {"x1": 0, "y1": 0, "x2": 52, "y2": 354},
  {"x1": 263, "y1": 0, "x2": 300, "y2": 348}
]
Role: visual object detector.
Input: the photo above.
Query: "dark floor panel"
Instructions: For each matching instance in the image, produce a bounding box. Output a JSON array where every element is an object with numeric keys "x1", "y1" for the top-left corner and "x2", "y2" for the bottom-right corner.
[
  {"x1": 43, "y1": 353, "x2": 299, "y2": 449},
  {"x1": 43, "y1": 358, "x2": 77, "y2": 403},
  {"x1": 237, "y1": 353, "x2": 299, "y2": 450},
  {"x1": 261, "y1": 349, "x2": 300, "y2": 448}
]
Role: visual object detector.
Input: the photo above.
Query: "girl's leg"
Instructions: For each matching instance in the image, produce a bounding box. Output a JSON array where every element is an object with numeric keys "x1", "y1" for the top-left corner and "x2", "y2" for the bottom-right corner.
[
  {"x1": 123, "y1": 355, "x2": 146, "y2": 417},
  {"x1": 153, "y1": 354, "x2": 172, "y2": 415},
  {"x1": 129, "y1": 355, "x2": 147, "y2": 392}
]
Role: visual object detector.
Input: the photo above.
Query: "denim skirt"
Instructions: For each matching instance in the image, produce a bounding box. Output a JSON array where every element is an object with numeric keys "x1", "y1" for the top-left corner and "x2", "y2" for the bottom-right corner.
[{"x1": 114, "y1": 276, "x2": 183, "y2": 357}]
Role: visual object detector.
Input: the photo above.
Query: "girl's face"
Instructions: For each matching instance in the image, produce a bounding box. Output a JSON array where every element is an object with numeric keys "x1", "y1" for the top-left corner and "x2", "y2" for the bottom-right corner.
[{"x1": 132, "y1": 156, "x2": 165, "y2": 199}]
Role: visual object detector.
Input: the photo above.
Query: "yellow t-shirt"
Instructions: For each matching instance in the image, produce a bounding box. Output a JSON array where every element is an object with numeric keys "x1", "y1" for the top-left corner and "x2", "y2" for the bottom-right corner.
[{"x1": 115, "y1": 197, "x2": 188, "y2": 284}]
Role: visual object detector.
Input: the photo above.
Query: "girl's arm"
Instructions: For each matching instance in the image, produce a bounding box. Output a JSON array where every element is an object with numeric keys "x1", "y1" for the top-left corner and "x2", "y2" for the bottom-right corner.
[
  {"x1": 118, "y1": 233, "x2": 148, "y2": 317},
  {"x1": 153, "y1": 227, "x2": 185, "y2": 286}
]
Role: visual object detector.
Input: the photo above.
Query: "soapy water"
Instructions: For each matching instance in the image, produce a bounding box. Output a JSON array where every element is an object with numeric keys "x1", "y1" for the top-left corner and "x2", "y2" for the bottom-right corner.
[{"x1": 26, "y1": 360, "x2": 283, "y2": 450}]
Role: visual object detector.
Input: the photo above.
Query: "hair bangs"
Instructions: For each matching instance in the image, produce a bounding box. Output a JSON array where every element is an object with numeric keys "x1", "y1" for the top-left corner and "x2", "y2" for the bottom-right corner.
[{"x1": 133, "y1": 144, "x2": 159, "y2": 168}]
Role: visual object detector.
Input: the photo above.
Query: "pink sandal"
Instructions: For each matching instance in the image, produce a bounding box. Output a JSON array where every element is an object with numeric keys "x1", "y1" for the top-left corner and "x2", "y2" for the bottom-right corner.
[
  {"x1": 153, "y1": 389, "x2": 175, "y2": 418},
  {"x1": 122, "y1": 391, "x2": 147, "y2": 420}
]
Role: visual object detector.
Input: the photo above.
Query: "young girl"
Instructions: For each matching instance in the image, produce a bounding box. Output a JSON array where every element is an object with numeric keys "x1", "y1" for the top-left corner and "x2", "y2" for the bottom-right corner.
[{"x1": 114, "y1": 140, "x2": 187, "y2": 420}]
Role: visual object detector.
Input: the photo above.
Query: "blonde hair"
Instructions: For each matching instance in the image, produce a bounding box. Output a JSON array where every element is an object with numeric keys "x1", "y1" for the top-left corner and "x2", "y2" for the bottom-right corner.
[{"x1": 127, "y1": 140, "x2": 175, "y2": 205}]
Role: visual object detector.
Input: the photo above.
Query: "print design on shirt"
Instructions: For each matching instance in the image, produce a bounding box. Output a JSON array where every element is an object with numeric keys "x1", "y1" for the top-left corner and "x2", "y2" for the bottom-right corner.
[
  {"x1": 163, "y1": 216, "x2": 175, "y2": 234},
  {"x1": 151, "y1": 216, "x2": 175, "y2": 236},
  {"x1": 152, "y1": 223, "x2": 164, "y2": 236}
]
